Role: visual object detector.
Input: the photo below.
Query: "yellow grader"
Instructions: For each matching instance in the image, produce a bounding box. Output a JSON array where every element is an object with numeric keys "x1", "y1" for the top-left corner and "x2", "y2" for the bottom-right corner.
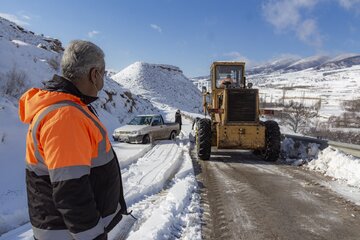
[{"x1": 195, "y1": 61, "x2": 281, "y2": 161}]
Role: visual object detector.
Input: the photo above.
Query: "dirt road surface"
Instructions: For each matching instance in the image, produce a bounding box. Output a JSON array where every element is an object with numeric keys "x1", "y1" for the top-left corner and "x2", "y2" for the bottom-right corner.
[{"x1": 193, "y1": 149, "x2": 360, "y2": 240}]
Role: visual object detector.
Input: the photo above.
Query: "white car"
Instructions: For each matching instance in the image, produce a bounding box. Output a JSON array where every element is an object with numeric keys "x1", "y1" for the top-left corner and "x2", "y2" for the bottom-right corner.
[{"x1": 112, "y1": 114, "x2": 180, "y2": 144}]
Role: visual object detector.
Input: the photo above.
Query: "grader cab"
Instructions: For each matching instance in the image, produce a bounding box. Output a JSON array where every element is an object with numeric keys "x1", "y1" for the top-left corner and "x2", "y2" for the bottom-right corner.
[{"x1": 196, "y1": 61, "x2": 281, "y2": 161}]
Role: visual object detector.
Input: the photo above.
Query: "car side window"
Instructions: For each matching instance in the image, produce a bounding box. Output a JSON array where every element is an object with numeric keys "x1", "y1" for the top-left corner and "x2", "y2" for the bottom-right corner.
[{"x1": 152, "y1": 116, "x2": 162, "y2": 126}]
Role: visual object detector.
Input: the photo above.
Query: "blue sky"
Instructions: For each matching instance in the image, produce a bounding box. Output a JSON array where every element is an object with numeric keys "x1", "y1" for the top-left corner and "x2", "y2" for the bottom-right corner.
[{"x1": 1, "y1": 0, "x2": 360, "y2": 76}]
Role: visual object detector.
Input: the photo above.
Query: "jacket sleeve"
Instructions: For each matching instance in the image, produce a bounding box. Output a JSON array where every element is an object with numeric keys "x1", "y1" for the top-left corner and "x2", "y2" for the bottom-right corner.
[{"x1": 40, "y1": 108, "x2": 105, "y2": 239}]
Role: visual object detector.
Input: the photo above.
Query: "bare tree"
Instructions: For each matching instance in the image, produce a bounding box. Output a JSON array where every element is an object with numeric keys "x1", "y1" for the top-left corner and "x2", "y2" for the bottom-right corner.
[{"x1": 281, "y1": 100, "x2": 318, "y2": 133}]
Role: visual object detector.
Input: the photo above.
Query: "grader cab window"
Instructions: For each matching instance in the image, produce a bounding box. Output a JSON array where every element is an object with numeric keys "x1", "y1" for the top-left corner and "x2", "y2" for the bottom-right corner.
[{"x1": 215, "y1": 65, "x2": 244, "y2": 89}]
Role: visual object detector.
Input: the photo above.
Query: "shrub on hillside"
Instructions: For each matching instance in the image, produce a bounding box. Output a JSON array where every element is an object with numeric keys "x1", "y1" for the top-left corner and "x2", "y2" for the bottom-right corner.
[
  {"x1": 2, "y1": 67, "x2": 28, "y2": 98},
  {"x1": 48, "y1": 57, "x2": 60, "y2": 72}
]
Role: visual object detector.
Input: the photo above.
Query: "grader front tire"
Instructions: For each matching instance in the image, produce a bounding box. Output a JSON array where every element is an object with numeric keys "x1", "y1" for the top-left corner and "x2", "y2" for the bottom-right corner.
[
  {"x1": 264, "y1": 120, "x2": 281, "y2": 162},
  {"x1": 197, "y1": 118, "x2": 212, "y2": 160}
]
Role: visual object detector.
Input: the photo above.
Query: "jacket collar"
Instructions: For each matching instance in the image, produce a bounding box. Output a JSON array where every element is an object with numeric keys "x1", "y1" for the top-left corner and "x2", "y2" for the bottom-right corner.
[{"x1": 42, "y1": 75, "x2": 98, "y2": 105}]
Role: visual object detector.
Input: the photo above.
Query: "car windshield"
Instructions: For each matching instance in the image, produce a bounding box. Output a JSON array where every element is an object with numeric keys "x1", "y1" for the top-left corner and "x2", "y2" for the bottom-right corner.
[{"x1": 128, "y1": 116, "x2": 153, "y2": 125}]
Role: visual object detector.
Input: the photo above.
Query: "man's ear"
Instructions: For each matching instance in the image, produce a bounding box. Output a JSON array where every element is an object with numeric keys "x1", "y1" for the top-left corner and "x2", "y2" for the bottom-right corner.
[{"x1": 89, "y1": 67, "x2": 97, "y2": 83}]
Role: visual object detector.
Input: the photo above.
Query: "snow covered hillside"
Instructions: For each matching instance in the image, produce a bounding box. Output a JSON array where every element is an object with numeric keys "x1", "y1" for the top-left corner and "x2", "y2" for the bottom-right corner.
[
  {"x1": 0, "y1": 18, "x2": 66, "y2": 234},
  {"x1": 0, "y1": 17, "x2": 63, "y2": 53},
  {"x1": 0, "y1": 18, "x2": 63, "y2": 98},
  {"x1": 250, "y1": 65, "x2": 360, "y2": 119},
  {"x1": 112, "y1": 62, "x2": 202, "y2": 115},
  {"x1": 247, "y1": 54, "x2": 360, "y2": 75}
]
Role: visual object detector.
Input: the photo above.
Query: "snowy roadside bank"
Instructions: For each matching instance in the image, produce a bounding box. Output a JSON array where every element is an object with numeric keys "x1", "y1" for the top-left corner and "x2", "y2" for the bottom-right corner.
[
  {"x1": 282, "y1": 137, "x2": 360, "y2": 205},
  {"x1": 307, "y1": 147, "x2": 360, "y2": 188}
]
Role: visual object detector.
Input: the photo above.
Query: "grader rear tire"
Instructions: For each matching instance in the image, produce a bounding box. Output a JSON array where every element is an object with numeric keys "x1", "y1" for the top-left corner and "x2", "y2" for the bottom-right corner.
[
  {"x1": 264, "y1": 120, "x2": 281, "y2": 162},
  {"x1": 196, "y1": 118, "x2": 212, "y2": 160}
]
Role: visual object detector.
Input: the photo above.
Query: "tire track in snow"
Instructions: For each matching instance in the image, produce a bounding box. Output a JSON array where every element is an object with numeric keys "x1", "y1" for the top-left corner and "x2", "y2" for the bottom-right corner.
[
  {"x1": 123, "y1": 140, "x2": 184, "y2": 207},
  {"x1": 112, "y1": 142, "x2": 153, "y2": 170},
  {"x1": 137, "y1": 142, "x2": 178, "y2": 185},
  {"x1": 121, "y1": 142, "x2": 200, "y2": 240}
]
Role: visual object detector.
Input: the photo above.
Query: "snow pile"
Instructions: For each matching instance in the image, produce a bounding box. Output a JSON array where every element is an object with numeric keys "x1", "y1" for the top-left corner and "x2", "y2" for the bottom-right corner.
[
  {"x1": 307, "y1": 147, "x2": 360, "y2": 188},
  {"x1": 112, "y1": 62, "x2": 202, "y2": 113},
  {"x1": 281, "y1": 138, "x2": 320, "y2": 165},
  {"x1": 281, "y1": 136, "x2": 360, "y2": 189}
]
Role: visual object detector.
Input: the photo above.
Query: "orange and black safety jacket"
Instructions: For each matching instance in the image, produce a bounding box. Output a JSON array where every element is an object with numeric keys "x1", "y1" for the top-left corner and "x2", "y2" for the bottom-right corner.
[{"x1": 18, "y1": 75, "x2": 127, "y2": 240}]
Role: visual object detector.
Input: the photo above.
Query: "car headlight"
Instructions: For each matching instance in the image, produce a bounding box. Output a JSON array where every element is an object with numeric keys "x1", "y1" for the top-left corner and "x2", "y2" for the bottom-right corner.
[{"x1": 130, "y1": 131, "x2": 140, "y2": 135}]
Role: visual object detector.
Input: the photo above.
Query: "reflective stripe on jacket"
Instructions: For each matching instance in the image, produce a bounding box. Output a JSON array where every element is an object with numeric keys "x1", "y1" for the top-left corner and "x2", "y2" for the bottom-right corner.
[{"x1": 19, "y1": 77, "x2": 127, "y2": 240}]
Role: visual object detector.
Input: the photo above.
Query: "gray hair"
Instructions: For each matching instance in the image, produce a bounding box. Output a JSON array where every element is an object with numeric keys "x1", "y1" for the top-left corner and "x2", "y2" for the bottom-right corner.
[{"x1": 61, "y1": 40, "x2": 105, "y2": 81}]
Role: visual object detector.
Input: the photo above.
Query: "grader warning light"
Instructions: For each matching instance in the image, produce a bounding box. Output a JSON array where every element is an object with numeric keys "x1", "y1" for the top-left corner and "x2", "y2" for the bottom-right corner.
[{"x1": 195, "y1": 62, "x2": 281, "y2": 161}]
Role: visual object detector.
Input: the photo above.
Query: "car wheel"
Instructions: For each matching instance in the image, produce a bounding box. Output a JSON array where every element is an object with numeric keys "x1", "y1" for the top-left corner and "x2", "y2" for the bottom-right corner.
[
  {"x1": 142, "y1": 134, "x2": 150, "y2": 144},
  {"x1": 169, "y1": 131, "x2": 176, "y2": 140}
]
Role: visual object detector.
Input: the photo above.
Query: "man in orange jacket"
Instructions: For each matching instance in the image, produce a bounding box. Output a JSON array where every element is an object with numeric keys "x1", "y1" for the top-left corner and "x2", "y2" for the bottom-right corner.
[{"x1": 19, "y1": 40, "x2": 127, "y2": 240}]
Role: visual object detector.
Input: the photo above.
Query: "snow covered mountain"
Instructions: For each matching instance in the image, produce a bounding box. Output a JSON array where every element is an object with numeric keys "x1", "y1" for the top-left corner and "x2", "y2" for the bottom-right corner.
[
  {"x1": 111, "y1": 62, "x2": 202, "y2": 114},
  {"x1": 285, "y1": 55, "x2": 330, "y2": 72},
  {"x1": 247, "y1": 56, "x2": 300, "y2": 75},
  {"x1": 316, "y1": 54, "x2": 360, "y2": 70},
  {"x1": 246, "y1": 54, "x2": 360, "y2": 75},
  {"x1": 191, "y1": 53, "x2": 360, "y2": 85}
]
